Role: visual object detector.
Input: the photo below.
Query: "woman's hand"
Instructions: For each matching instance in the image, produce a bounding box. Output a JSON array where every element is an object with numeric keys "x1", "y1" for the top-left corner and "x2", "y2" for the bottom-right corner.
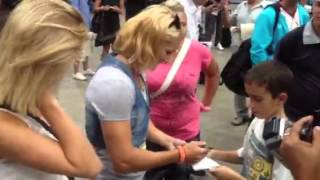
[
  {"x1": 200, "y1": 102, "x2": 211, "y2": 112},
  {"x1": 109, "y1": 5, "x2": 124, "y2": 14},
  {"x1": 183, "y1": 141, "x2": 208, "y2": 164},
  {"x1": 230, "y1": 26, "x2": 240, "y2": 33},
  {"x1": 101, "y1": 5, "x2": 111, "y2": 11},
  {"x1": 163, "y1": 136, "x2": 186, "y2": 150},
  {"x1": 110, "y1": 6, "x2": 120, "y2": 12}
]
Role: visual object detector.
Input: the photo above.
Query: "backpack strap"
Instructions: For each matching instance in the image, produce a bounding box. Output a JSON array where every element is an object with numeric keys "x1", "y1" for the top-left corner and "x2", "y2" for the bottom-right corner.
[
  {"x1": 271, "y1": 3, "x2": 281, "y2": 33},
  {"x1": 266, "y1": 2, "x2": 281, "y2": 54}
]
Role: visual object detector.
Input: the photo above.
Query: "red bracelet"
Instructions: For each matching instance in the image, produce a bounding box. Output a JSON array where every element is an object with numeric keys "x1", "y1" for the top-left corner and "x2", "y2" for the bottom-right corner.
[{"x1": 177, "y1": 146, "x2": 186, "y2": 163}]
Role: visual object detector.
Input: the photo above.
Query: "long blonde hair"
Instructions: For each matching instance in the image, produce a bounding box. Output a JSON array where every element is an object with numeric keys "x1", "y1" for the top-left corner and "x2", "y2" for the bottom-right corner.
[
  {"x1": 113, "y1": 5, "x2": 186, "y2": 72},
  {"x1": 0, "y1": 0, "x2": 88, "y2": 114}
]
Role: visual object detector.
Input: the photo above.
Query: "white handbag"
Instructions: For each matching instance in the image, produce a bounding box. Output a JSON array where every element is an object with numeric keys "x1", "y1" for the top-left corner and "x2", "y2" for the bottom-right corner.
[{"x1": 150, "y1": 38, "x2": 192, "y2": 98}]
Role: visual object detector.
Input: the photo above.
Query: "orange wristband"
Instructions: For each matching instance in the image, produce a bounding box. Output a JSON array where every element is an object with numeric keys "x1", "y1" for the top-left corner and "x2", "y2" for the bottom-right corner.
[{"x1": 177, "y1": 146, "x2": 186, "y2": 163}]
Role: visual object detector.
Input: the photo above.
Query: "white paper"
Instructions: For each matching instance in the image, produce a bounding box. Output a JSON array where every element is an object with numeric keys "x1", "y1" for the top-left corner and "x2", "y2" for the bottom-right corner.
[{"x1": 192, "y1": 157, "x2": 220, "y2": 171}]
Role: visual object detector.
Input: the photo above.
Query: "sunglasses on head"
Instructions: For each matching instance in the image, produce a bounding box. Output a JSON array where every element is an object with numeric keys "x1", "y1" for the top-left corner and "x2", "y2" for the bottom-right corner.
[{"x1": 169, "y1": 14, "x2": 181, "y2": 29}]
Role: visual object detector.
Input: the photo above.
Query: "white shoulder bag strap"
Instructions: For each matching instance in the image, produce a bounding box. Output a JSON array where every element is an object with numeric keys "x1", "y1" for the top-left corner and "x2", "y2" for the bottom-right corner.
[{"x1": 150, "y1": 38, "x2": 192, "y2": 98}]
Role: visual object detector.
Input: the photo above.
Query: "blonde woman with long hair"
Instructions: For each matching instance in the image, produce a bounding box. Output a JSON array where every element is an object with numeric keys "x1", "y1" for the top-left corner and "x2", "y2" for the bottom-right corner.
[
  {"x1": 0, "y1": 0, "x2": 102, "y2": 179},
  {"x1": 85, "y1": 5, "x2": 208, "y2": 180}
]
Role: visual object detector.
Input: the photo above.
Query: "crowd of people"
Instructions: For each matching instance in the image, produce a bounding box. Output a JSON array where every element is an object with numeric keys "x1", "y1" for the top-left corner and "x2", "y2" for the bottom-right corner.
[{"x1": 0, "y1": 0, "x2": 319, "y2": 180}]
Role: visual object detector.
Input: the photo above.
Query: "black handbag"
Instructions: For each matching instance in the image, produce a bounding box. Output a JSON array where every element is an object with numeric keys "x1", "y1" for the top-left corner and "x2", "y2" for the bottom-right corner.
[
  {"x1": 220, "y1": 3, "x2": 280, "y2": 96},
  {"x1": 221, "y1": 39, "x2": 252, "y2": 96}
]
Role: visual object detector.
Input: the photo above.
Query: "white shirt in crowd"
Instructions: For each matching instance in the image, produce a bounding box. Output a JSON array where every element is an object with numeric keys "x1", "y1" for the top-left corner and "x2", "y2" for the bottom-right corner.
[
  {"x1": 281, "y1": 7, "x2": 300, "y2": 31},
  {"x1": 231, "y1": 0, "x2": 272, "y2": 26},
  {"x1": 178, "y1": 0, "x2": 202, "y2": 40},
  {"x1": 230, "y1": 0, "x2": 272, "y2": 43}
]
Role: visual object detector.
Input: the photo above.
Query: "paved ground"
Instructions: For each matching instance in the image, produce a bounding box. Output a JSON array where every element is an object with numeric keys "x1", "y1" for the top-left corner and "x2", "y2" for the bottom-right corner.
[{"x1": 58, "y1": 45, "x2": 247, "y2": 180}]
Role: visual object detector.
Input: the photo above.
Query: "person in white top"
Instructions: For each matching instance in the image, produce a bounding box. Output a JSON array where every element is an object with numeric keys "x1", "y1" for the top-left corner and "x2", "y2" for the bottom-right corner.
[
  {"x1": 223, "y1": 0, "x2": 272, "y2": 126},
  {"x1": 178, "y1": 0, "x2": 216, "y2": 40},
  {"x1": 0, "y1": 0, "x2": 102, "y2": 179}
]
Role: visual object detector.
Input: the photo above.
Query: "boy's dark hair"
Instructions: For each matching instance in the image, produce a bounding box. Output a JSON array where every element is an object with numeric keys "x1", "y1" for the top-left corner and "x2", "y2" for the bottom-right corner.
[{"x1": 244, "y1": 61, "x2": 294, "y2": 98}]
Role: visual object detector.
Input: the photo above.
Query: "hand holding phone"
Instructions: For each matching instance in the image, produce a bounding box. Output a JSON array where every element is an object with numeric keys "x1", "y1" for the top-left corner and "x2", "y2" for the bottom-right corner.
[{"x1": 300, "y1": 109, "x2": 320, "y2": 142}]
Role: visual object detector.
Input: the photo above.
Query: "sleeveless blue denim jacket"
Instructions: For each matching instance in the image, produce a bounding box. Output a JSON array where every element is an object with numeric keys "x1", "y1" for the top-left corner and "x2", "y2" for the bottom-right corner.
[{"x1": 85, "y1": 54, "x2": 150, "y2": 149}]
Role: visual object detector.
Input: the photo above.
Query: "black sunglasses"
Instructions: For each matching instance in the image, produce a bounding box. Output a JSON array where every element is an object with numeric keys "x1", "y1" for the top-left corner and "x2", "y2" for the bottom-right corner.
[{"x1": 169, "y1": 14, "x2": 181, "y2": 29}]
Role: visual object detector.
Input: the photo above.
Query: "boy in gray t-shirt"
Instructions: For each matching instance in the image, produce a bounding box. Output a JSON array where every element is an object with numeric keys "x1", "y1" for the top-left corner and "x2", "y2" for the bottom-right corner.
[{"x1": 208, "y1": 61, "x2": 294, "y2": 180}]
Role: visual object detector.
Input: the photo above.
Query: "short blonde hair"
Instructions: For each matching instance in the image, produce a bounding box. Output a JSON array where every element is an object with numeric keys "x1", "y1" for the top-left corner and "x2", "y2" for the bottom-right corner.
[
  {"x1": 162, "y1": 0, "x2": 185, "y2": 12},
  {"x1": 113, "y1": 5, "x2": 186, "y2": 72},
  {"x1": 0, "y1": 0, "x2": 88, "y2": 114}
]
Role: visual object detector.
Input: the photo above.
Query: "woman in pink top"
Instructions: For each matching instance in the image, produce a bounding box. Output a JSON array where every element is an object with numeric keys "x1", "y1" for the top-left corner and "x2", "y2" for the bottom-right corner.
[{"x1": 145, "y1": 1, "x2": 220, "y2": 179}]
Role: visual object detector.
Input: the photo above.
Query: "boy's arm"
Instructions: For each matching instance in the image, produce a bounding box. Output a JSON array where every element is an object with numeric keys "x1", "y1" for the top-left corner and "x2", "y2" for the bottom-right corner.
[
  {"x1": 210, "y1": 166, "x2": 246, "y2": 180},
  {"x1": 208, "y1": 149, "x2": 243, "y2": 164}
]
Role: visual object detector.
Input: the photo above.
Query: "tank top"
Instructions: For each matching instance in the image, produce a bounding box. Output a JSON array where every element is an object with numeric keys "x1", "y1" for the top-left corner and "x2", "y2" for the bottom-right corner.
[{"x1": 0, "y1": 108, "x2": 66, "y2": 180}]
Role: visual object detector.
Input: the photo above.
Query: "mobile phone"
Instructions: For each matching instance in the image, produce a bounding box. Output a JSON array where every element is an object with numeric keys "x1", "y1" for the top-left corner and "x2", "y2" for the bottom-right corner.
[
  {"x1": 263, "y1": 117, "x2": 283, "y2": 150},
  {"x1": 300, "y1": 109, "x2": 320, "y2": 142}
]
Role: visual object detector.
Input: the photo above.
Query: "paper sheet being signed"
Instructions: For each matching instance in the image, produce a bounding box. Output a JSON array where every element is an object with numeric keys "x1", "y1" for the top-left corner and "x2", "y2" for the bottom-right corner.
[{"x1": 192, "y1": 157, "x2": 220, "y2": 171}]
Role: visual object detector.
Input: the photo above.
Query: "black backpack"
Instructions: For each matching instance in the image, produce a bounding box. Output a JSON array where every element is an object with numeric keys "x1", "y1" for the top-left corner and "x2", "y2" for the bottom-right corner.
[{"x1": 220, "y1": 3, "x2": 281, "y2": 96}]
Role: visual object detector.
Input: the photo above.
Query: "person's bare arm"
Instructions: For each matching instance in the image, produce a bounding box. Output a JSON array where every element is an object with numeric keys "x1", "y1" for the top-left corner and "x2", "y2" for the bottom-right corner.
[
  {"x1": 221, "y1": 4, "x2": 231, "y2": 28},
  {"x1": 94, "y1": 0, "x2": 102, "y2": 11},
  {"x1": 147, "y1": 121, "x2": 186, "y2": 150},
  {"x1": 208, "y1": 149, "x2": 242, "y2": 164},
  {"x1": 94, "y1": 0, "x2": 110, "y2": 11},
  {"x1": 102, "y1": 120, "x2": 208, "y2": 173},
  {"x1": 110, "y1": 0, "x2": 125, "y2": 14},
  {"x1": 0, "y1": 93, "x2": 102, "y2": 178},
  {"x1": 202, "y1": 57, "x2": 220, "y2": 107},
  {"x1": 210, "y1": 166, "x2": 245, "y2": 180}
]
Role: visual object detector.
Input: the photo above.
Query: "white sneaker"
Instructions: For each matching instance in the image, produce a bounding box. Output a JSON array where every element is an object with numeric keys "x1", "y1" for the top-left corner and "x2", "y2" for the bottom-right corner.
[
  {"x1": 83, "y1": 68, "x2": 95, "y2": 76},
  {"x1": 216, "y1": 43, "x2": 224, "y2": 51},
  {"x1": 72, "y1": 72, "x2": 87, "y2": 81}
]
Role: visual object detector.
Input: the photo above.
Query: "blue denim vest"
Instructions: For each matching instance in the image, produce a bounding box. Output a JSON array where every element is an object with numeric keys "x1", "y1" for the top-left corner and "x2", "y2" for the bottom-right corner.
[{"x1": 85, "y1": 54, "x2": 150, "y2": 149}]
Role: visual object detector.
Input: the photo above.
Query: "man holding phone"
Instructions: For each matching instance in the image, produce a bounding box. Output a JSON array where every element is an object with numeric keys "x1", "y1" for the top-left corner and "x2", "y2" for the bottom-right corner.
[{"x1": 279, "y1": 116, "x2": 320, "y2": 180}]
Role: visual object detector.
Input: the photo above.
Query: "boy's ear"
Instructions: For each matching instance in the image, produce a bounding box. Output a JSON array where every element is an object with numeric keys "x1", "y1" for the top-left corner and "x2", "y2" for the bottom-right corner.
[{"x1": 278, "y1": 93, "x2": 288, "y2": 103}]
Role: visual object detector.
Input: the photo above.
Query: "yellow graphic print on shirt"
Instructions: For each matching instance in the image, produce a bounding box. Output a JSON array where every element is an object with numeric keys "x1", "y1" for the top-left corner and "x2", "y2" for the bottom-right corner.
[{"x1": 248, "y1": 155, "x2": 272, "y2": 180}]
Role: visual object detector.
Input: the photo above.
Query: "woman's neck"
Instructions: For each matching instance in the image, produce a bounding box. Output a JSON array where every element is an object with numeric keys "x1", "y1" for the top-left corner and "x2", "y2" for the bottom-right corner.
[
  {"x1": 116, "y1": 54, "x2": 141, "y2": 80},
  {"x1": 116, "y1": 54, "x2": 129, "y2": 64}
]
